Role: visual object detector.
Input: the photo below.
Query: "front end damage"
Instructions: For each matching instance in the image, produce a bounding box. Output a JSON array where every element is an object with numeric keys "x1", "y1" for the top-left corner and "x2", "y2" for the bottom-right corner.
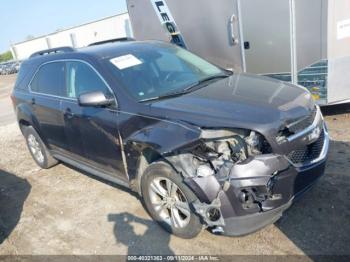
[{"x1": 164, "y1": 107, "x2": 329, "y2": 236}]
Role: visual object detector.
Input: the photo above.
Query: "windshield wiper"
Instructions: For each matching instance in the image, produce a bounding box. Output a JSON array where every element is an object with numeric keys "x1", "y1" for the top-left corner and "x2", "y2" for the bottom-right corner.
[
  {"x1": 139, "y1": 89, "x2": 189, "y2": 102},
  {"x1": 183, "y1": 73, "x2": 230, "y2": 92},
  {"x1": 139, "y1": 73, "x2": 231, "y2": 103}
]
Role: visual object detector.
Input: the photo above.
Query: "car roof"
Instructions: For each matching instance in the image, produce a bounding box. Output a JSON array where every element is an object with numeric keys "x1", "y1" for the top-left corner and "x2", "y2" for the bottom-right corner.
[{"x1": 24, "y1": 40, "x2": 167, "y2": 67}]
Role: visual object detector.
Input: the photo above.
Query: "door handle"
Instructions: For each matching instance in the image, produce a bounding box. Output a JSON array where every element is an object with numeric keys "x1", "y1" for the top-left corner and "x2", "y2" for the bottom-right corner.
[
  {"x1": 230, "y1": 14, "x2": 239, "y2": 46},
  {"x1": 64, "y1": 108, "x2": 74, "y2": 119}
]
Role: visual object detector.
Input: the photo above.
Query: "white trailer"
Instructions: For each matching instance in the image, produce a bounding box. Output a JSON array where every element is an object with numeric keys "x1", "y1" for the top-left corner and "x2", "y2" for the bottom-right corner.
[{"x1": 127, "y1": 0, "x2": 350, "y2": 105}]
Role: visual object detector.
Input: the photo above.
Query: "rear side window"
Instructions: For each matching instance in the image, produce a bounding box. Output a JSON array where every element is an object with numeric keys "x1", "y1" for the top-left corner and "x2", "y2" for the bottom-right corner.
[
  {"x1": 14, "y1": 63, "x2": 29, "y2": 90},
  {"x1": 30, "y1": 62, "x2": 65, "y2": 96}
]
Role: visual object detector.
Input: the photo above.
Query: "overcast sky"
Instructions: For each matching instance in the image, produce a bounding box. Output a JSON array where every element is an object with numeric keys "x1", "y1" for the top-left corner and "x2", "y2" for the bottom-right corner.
[{"x1": 0, "y1": 0, "x2": 127, "y2": 53}]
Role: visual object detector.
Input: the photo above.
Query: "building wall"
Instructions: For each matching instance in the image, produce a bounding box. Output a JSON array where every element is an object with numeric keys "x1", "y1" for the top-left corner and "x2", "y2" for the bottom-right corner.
[{"x1": 12, "y1": 13, "x2": 131, "y2": 60}]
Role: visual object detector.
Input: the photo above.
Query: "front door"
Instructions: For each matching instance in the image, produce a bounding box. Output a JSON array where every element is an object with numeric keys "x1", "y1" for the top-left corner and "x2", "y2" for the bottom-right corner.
[{"x1": 61, "y1": 60, "x2": 126, "y2": 180}]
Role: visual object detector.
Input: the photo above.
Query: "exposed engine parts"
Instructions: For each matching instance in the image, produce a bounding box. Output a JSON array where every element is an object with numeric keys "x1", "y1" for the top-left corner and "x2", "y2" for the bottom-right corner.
[
  {"x1": 166, "y1": 129, "x2": 293, "y2": 231},
  {"x1": 168, "y1": 129, "x2": 276, "y2": 183},
  {"x1": 192, "y1": 130, "x2": 270, "y2": 182}
]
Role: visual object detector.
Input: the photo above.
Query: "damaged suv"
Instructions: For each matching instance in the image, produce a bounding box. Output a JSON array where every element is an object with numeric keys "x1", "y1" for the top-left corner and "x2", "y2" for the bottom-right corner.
[{"x1": 12, "y1": 40, "x2": 329, "y2": 238}]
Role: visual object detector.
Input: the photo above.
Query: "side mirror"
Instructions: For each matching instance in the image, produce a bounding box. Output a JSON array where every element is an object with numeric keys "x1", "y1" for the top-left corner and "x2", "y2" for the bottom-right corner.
[{"x1": 78, "y1": 91, "x2": 115, "y2": 107}]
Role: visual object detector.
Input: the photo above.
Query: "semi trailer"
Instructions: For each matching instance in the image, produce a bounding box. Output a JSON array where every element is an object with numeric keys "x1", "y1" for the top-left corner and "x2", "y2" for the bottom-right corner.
[{"x1": 127, "y1": 0, "x2": 350, "y2": 105}]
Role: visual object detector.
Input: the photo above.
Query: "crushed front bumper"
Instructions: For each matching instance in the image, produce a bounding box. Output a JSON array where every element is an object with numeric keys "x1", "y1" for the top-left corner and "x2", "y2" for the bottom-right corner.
[
  {"x1": 222, "y1": 197, "x2": 293, "y2": 236},
  {"x1": 221, "y1": 157, "x2": 327, "y2": 236},
  {"x1": 187, "y1": 124, "x2": 329, "y2": 236}
]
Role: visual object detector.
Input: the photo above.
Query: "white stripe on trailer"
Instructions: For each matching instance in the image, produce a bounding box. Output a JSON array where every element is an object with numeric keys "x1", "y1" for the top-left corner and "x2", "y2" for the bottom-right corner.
[{"x1": 149, "y1": 0, "x2": 187, "y2": 48}]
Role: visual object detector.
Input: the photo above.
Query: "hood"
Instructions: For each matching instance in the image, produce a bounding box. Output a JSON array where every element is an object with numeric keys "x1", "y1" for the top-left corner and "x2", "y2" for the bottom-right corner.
[{"x1": 150, "y1": 73, "x2": 315, "y2": 134}]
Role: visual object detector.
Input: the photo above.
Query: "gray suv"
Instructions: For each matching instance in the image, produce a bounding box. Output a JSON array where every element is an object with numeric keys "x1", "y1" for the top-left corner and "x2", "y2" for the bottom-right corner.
[{"x1": 12, "y1": 40, "x2": 329, "y2": 238}]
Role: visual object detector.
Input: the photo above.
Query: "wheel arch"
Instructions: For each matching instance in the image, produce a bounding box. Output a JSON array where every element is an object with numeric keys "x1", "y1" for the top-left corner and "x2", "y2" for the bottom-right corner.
[
  {"x1": 128, "y1": 145, "x2": 181, "y2": 195},
  {"x1": 121, "y1": 119, "x2": 202, "y2": 193},
  {"x1": 16, "y1": 104, "x2": 48, "y2": 147}
]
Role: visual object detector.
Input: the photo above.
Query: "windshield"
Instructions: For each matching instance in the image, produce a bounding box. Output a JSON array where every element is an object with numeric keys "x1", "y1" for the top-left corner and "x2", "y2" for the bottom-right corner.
[{"x1": 105, "y1": 43, "x2": 227, "y2": 102}]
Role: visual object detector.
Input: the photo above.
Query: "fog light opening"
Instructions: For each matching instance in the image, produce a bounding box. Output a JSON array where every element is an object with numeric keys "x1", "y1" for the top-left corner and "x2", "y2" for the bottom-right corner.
[
  {"x1": 206, "y1": 207, "x2": 221, "y2": 222},
  {"x1": 239, "y1": 190, "x2": 250, "y2": 203}
]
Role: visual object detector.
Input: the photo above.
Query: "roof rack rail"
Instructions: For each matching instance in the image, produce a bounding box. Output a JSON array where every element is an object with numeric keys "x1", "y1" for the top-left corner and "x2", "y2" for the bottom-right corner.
[
  {"x1": 88, "y1": 37, "x2": 135, "y2": 46},
  {"x1": 30, "y1": 46, "x2": 75, "y2": 58}
]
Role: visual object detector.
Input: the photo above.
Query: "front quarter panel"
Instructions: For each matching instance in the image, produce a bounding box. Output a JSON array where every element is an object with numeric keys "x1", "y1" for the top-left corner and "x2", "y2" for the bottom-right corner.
[{"x1": 117, "y1": 110, "x2": 201, "y2": 183}]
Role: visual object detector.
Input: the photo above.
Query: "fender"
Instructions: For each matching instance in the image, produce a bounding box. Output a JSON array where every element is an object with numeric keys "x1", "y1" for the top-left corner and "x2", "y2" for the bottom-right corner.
[
  {"x1": 16, "y1": 103, "x2": 49, "y2": 147},
  {"x1": 122, "y1": 119, "x2": 201, "y2": 191},
  {"x1": 123, "y1": 119, "x2": 223, "y2": 204}
]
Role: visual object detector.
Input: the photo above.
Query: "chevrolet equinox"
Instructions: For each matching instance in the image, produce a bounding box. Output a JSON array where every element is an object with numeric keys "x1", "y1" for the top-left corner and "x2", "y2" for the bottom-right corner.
[{"x1": 11, "y1": 40, "x2": 329, "y2": 238}]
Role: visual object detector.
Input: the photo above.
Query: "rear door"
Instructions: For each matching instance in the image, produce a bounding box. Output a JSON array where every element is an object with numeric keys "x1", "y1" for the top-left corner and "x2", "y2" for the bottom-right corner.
[
  {"x1": 127, "y1": 0, "x2": 245, "y2": 71},
  {"x1": 61, "y1": 60, "x2": 126, "y2": 180},
  {"x1": 29, "y1": 61, "x2": 68, "y2": 153}
]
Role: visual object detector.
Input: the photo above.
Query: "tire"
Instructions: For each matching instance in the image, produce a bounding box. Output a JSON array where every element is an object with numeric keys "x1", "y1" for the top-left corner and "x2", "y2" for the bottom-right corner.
[
  {"x1": 23, "y1": 126, "x2": 58, "y2": 169},
  {"x1": 141, "y1": 162, "x2": 202, "y2": 238}
]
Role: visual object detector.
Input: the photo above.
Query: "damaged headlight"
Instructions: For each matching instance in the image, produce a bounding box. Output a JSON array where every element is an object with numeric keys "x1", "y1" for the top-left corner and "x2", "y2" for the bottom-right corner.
[
  {"x1": 193, "y1": 129, "x2": 271, "y2": 180},
  {"x1": 245, "y1": 131, "x2": 271, "y2": 155},
  {"x1": 201, "y1": 129, "x2": 270, "y2": 158}
]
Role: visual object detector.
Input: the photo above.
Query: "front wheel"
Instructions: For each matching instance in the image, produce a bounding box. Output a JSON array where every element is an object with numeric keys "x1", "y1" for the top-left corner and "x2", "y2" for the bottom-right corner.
[{"x1": 141, "y1": 162, "x2": 202, "y2": 238}]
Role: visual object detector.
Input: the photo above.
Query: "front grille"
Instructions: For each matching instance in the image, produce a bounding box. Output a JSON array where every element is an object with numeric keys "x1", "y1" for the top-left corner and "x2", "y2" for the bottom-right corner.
[
  {"x1": 287, "y1": 129, "x2": 325, "y2": 165},
  {"x1": 288, "y1": 107, "x2": 317, "y2": 134}
]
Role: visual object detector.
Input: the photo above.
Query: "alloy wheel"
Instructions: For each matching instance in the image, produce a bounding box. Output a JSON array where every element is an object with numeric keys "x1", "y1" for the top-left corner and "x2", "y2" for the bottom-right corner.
[
  {"x1": 27, "y1": 134, "x2": 44, "y2": 164},
  {"x1": 148, "y1": 177, "x2": 191, "y2": 228}
]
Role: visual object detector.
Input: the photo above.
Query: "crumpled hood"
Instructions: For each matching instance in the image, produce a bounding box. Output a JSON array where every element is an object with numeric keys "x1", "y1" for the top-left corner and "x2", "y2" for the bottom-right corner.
[{"x1": 150, "y1": 73, "x2": 315, "y2": 135}]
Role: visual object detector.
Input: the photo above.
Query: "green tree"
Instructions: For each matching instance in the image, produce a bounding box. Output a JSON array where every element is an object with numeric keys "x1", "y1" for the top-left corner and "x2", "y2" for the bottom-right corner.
[{"x1": 0, "y1": 51, "x2": 13, "y2": 62}]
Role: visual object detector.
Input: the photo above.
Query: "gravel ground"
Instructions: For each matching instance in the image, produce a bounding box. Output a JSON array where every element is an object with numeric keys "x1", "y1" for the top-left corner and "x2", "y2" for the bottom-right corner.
[{"x1": 0, "y1": 75, "x2": 349, "y2": 256}]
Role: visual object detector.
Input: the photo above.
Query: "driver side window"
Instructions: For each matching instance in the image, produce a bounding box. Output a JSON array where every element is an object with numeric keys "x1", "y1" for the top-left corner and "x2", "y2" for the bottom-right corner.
[{"x1": 66, "y1": 61, "x2": 111, "y2": 99}]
